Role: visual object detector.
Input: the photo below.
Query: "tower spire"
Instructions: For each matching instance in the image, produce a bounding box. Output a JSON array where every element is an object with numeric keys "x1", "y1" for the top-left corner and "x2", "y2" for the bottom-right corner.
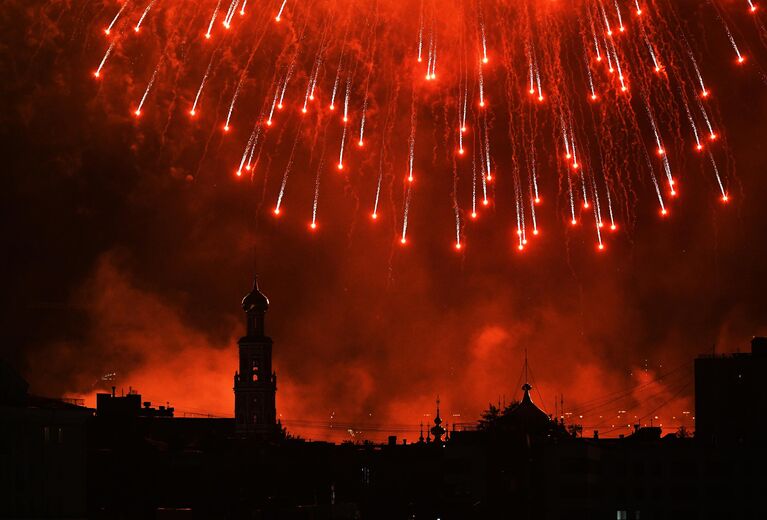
[
  {"x1": 234, "y1": 276, "x2": 277, "y2": 438},
  {"x1": 430, "y1": 395, "x2": 446, "y2": 443},
  {"x1": 524, "y1": 347, "x2": 529, "y2": 385},
  {"x1": 242, "y1": 276, "x2": 269, "y2": 337}
]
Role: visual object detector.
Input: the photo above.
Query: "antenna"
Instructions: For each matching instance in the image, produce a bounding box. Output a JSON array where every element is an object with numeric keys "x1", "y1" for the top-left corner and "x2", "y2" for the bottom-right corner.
[
  {"x1": 560, "y1": 394, "x2": 564, "y2": 423},
  {"x1": 524, "y1": 347, "x2": 529, "y2": 384}
]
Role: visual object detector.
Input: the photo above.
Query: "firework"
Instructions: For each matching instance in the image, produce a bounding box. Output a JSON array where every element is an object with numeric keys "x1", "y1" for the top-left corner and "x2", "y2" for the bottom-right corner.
[{"x1": 89, "y1": 0, "x2": 755, "y2": 254}]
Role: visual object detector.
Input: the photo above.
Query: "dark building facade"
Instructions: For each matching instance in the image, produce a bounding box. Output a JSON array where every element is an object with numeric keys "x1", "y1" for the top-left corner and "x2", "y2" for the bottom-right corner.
[
  {"x1": 1, "y1": 361, "x2": 91, "y2": 518},
  {"x1": 695, "y1": 336, "x2": 767, "y2": 445}
]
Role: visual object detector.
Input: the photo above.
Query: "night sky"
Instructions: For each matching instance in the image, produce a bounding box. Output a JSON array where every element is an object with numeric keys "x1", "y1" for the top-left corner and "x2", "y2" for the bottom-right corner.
[{"x1": 2, "y1": 0, "x2": 767, "y2": 441}]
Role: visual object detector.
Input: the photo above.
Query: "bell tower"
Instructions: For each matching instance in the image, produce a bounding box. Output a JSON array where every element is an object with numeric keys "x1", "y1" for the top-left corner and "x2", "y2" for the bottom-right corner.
[{"x1": 234, "y1": 276, "x2": 278, "y2": 438}]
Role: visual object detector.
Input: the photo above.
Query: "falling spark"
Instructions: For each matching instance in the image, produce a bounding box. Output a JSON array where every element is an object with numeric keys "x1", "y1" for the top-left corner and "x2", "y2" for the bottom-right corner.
[
  {"x1": 708, "y1": 151, "x2": 728, "y2": 200},
  {"x1": 275, "y1": 0, "x2": 287, "y2": 22},
  {"x1": 134, "y1": 0, "x2": 157, "y2": 33},
  {"x1": 614, "y1": 0, "x2": 625, "y2": 32},
  {"x1": 206, "y1": 1, "x2": 222, "y2": 38},
  {"x1": 275, "y1": 126, "x2": 302, "y2": 214},
  {"x1": 105, "y1": 1, "x2": 130, "y2": 35},
  {"x1": 191, "y1": 55, "x2": 215, "y2": 115},
  {"x1": 94, "y1": 41, "x2": 115, "y2": 78},
  {"x1": 134, "y1": 64, "x2": 159, "y2": 116},
  {"x1": 224, "y1": 78, "x2": 243, "y2": 132},
  {"x1": 358, "y1": 99, "x2": 367, "y2": 146}
]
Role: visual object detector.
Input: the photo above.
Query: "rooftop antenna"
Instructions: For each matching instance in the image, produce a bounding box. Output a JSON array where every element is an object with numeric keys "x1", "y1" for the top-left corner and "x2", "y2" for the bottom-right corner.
[
  {"x1": 560, "y1": 394, "x2": 564, "y2": 423},
  {"x1": 524, "y1": 347, "x2": 529, "y2": 384},
  {"x1": 251, "y1": 243, "x2": 260, "y2": 285}
]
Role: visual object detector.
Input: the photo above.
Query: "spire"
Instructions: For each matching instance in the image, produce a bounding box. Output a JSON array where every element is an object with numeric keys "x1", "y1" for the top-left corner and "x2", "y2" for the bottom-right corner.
[
  {"x1": 521, "y1": 383, "x2": 533, "y2": 404},
  {"x1": 430, "y1": 396, "x2": 446, "y2": 443},
  {"x1": 524, "y1": 347, "x2": 529, "y2": 386},
  {"x1": 242, "y1": 276, "x2": 269, "y2": 337},
  {"x1": 419, "y1": 422, "x2": 424, "y2": 443}
]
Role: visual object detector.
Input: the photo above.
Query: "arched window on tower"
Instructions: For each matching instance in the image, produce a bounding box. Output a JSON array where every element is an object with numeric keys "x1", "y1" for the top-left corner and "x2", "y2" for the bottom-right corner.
[{"x1": 251, "y1": 359, "x2": 259, "y2": 382}]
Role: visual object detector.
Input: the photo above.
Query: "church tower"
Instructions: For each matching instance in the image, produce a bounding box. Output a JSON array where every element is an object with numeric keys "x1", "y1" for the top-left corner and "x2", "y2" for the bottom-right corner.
[{"x1": 234, "y1": 277, "x2": 278, "y2": 438}]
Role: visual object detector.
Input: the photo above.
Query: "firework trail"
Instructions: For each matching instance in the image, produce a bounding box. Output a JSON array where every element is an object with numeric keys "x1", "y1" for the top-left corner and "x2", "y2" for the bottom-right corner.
[
  {"x1": 276, "y1": 0, "x2": 288, "y2": 22},
  {"x1": 94, "y1": 41, "x2": 115, "y2": 78},
  {"x1": 134, "y1": 0, "x2": 157, "y2": 33},
  {"x1": 224, "y1": 79, "x2": 243, "y2": 132},
  {"x1": 401, "y1": 93, "x2": 418, "y2": 245},
  {"x1": 105, "y1": 1, "x2": 130, "y2": 35},
  {"x1": 86, "y1": 0, "x2": 749, "y2": 254},
  {"x1": 206, "y1": 1, "x2": 222, "y2": 39},
  {"x1": 710, "y1": 0, "x2": 746, "y2": 63},
  {"x1": 708, "y1": 151, "x2": 729, "y2": 201},
  {"x1": 275, "y1": 124, "x2": 303, "y2": 215},
  {"x1": 134, "y1": 64, "x2": 160, "y2": 116}
]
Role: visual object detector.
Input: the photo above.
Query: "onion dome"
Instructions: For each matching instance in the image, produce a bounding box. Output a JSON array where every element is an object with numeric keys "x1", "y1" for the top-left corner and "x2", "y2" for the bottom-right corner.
[
  {"x1": 242, "y1": 277, "x2": 269, "y2": 313},
  {"x1": 430, "y1": 397, "x2": 446, "y2": 442}
]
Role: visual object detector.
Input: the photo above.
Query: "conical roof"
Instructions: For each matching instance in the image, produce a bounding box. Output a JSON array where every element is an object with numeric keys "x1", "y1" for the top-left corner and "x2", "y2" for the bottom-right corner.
[{"x1": 504, "y1": 383, "x2": 550, "y2": 433}]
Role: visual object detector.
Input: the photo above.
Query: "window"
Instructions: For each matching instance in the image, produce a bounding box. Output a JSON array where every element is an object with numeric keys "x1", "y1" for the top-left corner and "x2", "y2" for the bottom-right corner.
[
  {"x1": 617, "y1": 511, "x2": 627, "y2": 520},
  {"x1": 251, "y1": 360, "x2": 259, "y2": 382}
]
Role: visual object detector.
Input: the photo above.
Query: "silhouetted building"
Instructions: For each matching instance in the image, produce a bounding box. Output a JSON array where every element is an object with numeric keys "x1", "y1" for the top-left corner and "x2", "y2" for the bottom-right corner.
[
  {"x1": 234, "y1": 277, "x2": 279, "y2": 438},
  {"x1": 96, "y1": 386, "x2": 175, "y2": 418},
  {"x1": 497, "y1": 382, "x2": 551, "y2": 435},
  {"x1": 695, "y1": 336, "x2": 767, "y2": 445},
  {"x1": 1, "y1": 360, "x2": 91, "y2": 518},
  {"x1": 7, "y1": 282, "x2": 767, "y2": 519}
]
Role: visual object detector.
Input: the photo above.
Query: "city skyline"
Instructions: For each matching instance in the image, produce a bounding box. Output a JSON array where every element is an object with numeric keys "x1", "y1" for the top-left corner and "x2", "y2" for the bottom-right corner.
[{"x1": 3, "y1": 0, "x2": 767, "y2": 444}]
